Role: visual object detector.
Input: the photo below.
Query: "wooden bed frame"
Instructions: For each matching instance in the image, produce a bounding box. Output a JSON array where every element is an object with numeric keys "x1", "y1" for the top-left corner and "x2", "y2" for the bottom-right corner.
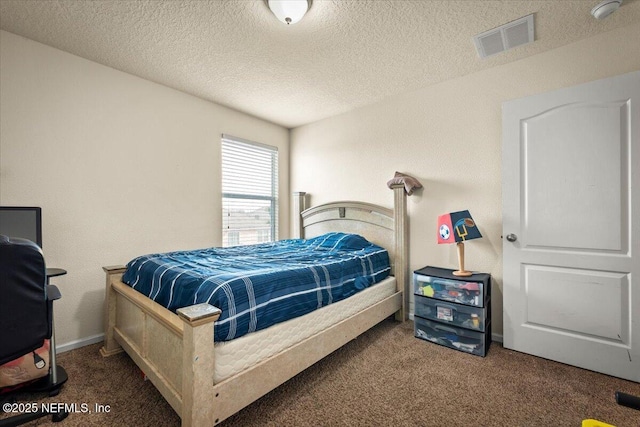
[{"x1": 100, "y1": 184, "x2": 408, "y2": 426}]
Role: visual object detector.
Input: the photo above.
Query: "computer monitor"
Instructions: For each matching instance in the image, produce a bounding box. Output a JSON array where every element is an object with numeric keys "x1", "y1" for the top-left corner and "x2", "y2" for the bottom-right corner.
[{"x1": 0, "y1": 206, "x2": 42, "y2": 248}]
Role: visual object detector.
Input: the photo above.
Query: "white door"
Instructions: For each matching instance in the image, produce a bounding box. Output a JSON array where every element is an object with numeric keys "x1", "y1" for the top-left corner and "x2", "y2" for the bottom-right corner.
[{"x1": 502, "y1": 71, "x2": 640, "y2": 382}]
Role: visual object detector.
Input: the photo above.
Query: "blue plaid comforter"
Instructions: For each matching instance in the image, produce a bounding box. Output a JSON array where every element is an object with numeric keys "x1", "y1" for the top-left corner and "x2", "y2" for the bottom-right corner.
[{"x1": 122, "y1": 233, "x2": 390, "y2": 341}]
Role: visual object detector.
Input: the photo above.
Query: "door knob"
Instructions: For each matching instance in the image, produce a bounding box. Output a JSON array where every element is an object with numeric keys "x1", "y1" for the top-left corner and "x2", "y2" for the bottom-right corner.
[{"x1": 506, "y1": 234, "x2": 518, "y2": 242}]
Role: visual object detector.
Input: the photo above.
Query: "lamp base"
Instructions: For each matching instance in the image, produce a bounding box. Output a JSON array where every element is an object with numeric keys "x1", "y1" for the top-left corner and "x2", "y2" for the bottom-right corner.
[
  {"x1": 454, "y1": 242, "x2": 472, "y2": 277},
  {"x1": 452, "y1": 270, "x2": 473, "y2": 277}
]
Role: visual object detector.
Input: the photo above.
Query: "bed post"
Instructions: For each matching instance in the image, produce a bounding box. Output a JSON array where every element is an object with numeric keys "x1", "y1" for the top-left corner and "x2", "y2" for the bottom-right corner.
[
  {"x1": 391, "y1": 184, "x2": 409, "y2": 321},
  {"x1": 100, "y1": 265, "x2": 126, "y2": 357},
  {"x1": 177, "y1": 304, "x2": 221, "y2": 427},
  {"x1": 292, "y1": 191, "x2": 307, "y2": 239}
]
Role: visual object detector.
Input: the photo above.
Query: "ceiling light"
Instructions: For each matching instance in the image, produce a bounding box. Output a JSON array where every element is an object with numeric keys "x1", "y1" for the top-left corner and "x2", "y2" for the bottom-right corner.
[
  {"x1": 267, "y1": 0, "x2": 311, "y2": 25},
  {"x1": 591, "y1": 0, "x2": 622, "y2": 19}
]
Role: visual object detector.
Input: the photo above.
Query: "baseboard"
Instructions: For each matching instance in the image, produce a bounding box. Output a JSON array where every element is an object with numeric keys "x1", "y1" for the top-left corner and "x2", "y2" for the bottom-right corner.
[
  {"x1": 408, "y1": 312, "x2": 504, "y2": 344},
  {"x1": 56, "y1": 333, "x2": 104, "y2": 354},
  {"x1": 55, "y1": 323, "x2": 504, "y2": 354}
]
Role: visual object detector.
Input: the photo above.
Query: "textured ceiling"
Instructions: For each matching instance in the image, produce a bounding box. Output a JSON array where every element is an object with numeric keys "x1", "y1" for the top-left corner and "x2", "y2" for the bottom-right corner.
[{"x1": 1, "y1": 0, "x2": 640, "y2": 128}]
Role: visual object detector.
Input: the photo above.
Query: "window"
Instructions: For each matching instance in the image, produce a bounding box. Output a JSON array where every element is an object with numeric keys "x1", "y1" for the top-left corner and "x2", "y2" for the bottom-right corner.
[{"x1": 221, "y1": 134, "x2": 278, "y2": 247}]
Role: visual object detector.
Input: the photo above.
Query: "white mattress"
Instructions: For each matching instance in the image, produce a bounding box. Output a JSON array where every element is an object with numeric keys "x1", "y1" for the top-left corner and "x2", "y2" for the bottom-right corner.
[{"x1": 213, "y1": 276, "x2": 397, "y2": 382}]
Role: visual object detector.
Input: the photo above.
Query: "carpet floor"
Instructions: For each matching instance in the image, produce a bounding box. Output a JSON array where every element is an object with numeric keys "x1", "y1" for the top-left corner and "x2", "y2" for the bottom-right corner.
[{"x1": 2, "y1": 319, "x2": 639, "y2": 426}]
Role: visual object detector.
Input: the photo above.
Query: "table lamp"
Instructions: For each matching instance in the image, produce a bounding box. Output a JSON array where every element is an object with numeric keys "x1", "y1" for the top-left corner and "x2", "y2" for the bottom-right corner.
[{"x1": 437, "y1": 210, "x2": 482, "y2": 277}]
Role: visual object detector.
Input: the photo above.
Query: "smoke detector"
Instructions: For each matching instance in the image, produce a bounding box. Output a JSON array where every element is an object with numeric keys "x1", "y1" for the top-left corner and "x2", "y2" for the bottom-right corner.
[{"x1": 591, "y1": 0, "x2": 622, "y2": 20}]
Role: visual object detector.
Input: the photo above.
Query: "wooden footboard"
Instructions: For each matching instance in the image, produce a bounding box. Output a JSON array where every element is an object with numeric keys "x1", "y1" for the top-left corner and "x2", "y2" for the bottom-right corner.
[
  {"x1": 101, "y1": 266, "x2": 402, "y2": 426},
  {"x1": 100, "y1": 266, "x2": 221, "y2": 426}
]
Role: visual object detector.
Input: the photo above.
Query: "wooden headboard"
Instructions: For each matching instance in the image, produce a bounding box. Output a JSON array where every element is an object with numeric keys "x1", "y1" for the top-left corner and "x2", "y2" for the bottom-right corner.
[{"x1": 292, "y1": 184, "x2": 408, "y2": 319}]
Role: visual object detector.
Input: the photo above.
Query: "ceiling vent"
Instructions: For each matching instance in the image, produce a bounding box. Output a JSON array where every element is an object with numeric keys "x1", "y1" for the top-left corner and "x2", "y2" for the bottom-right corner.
[{"x1": 473, "y1": 14, "x2": 534, "y2": 59}]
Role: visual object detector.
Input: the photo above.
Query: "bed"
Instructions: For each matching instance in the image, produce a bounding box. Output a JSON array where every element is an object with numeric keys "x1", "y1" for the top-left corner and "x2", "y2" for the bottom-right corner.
[{"x1": 100, "y1": 184, "x2": 409, "y2": 426}]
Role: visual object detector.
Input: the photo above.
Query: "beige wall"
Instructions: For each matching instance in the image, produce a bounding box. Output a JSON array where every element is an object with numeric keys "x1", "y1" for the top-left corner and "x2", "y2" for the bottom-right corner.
[
  {"x1": 0, "y1": 30, "x2": 289, "y2": 348},
  {"x1": 290, "y1": 23, "x2": 640, "y2": 338},
  {"x1": 2, "y1": 21, "x2": 639, "y2": 348}
]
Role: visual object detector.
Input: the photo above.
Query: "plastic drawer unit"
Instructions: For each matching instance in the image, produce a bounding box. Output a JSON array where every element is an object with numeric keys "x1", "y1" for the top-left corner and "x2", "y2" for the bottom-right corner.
[
  {"x1": 414, "y1": 297, "x2": 490, "y2": 332},
  {"x1": 414, "y1": 272, "x2": 486, "y2": 307},
  {"x1": 413, "y1": 266, "x2": 491, "y2": 356},
  {"x1": 414, "y1": 316, "x2": 491, "y2": 357}
]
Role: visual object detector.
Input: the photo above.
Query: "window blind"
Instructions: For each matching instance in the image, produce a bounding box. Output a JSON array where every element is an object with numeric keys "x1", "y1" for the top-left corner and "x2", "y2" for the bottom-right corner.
[{"x1": 221, "y1": 135, "x2": 278, "y2": 247}]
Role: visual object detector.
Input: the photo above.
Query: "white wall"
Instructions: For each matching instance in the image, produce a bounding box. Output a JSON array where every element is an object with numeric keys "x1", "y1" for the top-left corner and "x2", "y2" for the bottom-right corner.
[
  {"x1": 0, "y1": 30, "x2": 289, "y2": 348},
  {"x1": 290, "y1": 23, "x2": 640, "y2": 338}
]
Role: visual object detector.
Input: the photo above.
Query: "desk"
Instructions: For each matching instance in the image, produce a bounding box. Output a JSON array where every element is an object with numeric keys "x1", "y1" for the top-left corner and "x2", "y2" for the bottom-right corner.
[
  {"x1": 46, "y1": 268, "x2": 67, "y2": 279},
  {"x1": 42, "y1": 267, "x2": 68, "y2": 391}
]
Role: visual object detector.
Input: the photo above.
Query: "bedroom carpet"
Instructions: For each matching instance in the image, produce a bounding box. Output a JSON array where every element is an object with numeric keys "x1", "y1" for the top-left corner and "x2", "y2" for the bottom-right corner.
[{"x1": 2, "y1": 319, "x2": 640, "y2": 427}]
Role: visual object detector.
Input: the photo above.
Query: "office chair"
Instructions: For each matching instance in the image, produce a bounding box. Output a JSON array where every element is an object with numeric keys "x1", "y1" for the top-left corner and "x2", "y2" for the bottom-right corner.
[{"x1": 0, "y1": 235, "x2": 68, "y2": 425}]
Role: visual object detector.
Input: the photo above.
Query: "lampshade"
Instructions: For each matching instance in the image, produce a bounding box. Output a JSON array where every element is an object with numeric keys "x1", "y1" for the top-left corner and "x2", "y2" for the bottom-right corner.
[
  {"x1": 437, "y1": 210, "x2": 482, "y2": 277},
  {"x1": 438, "y1": 210, "x2": 482, "y2": 244},
  {"x1": 267, "y1": 0, "x2": 311, "y2": 25}
]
